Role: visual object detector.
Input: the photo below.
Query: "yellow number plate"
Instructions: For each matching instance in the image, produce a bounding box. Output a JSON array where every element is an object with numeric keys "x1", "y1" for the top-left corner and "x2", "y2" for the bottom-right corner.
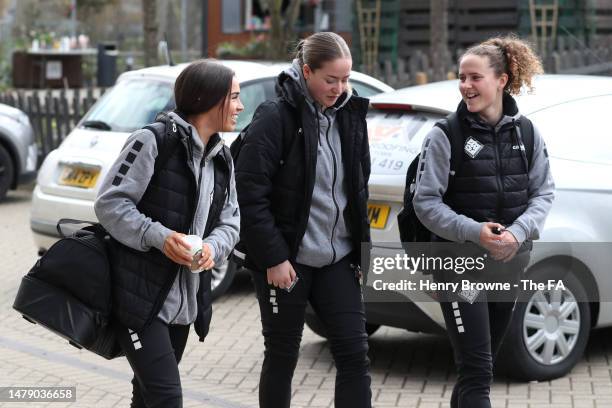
[
  {"x1": 58, "y1": 166, "x2": 100, "y2": 188},
  {"x1": 368, "y1": 203, "x2": 391, "y2": 229}
]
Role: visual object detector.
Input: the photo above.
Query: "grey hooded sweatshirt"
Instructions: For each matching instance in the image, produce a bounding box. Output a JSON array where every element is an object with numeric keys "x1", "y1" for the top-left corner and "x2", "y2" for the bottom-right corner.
[
  {"x1": 94, "y1": 111, "x2": 240, "y2": 325},
  {"x1": 284, "y1": 60, "x2": 354, "y2": 267},
  {"x1": 413, "y1": 111, "x2": 554, "y2": 245}
]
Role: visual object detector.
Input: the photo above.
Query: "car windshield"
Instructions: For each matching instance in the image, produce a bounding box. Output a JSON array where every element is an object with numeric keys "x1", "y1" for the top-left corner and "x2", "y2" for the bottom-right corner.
[
  {"x1": 367, "y1": 109, "x2": 442, "y2": 176},
  {"x1": 82, "y1": 78, "x2": 174, "y2": 132}
]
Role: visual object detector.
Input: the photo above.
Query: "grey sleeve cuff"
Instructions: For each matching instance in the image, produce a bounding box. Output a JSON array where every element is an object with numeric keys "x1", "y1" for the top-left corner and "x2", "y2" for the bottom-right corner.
[
  {"x1": 464, "y1": 221, "x2": 484, "y2": 244},
  {"x1": 506, "y1": 224, "x2": 527, "y2": 245},
  {"x1": 202, "y1": 238, "x2": 218, "y2": 264},
  {"x1": 144, "y1": 223, "x2": 174, "y2": 252}
]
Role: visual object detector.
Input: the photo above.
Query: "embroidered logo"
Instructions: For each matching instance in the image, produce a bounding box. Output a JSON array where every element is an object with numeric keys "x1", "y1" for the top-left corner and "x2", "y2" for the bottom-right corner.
[{"x1": 464, "y1": 137, "x2": 484, "y2": 159}]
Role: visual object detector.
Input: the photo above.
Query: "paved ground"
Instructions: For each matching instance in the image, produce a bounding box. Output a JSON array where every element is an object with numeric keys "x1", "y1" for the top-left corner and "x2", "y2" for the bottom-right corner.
[{"x1": 1, "y1": 185, "x2": 611, "y2": 407}]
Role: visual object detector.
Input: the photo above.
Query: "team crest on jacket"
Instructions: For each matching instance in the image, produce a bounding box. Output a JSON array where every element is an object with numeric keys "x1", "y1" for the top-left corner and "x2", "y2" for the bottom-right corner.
[{"x1": 464, "y1": 137, "x2": 484, "y2": 159}]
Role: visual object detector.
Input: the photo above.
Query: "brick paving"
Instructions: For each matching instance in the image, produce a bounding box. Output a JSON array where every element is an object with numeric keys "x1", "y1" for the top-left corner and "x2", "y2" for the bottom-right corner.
[{"x1": 1, "y1": 185, "x2": 611, "y2": 407}]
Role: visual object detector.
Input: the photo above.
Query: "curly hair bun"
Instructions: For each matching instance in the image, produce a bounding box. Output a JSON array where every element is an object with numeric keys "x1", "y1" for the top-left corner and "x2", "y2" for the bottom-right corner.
[{"x1": 463, "y1": 34, "x2": 544, "y2": 95}]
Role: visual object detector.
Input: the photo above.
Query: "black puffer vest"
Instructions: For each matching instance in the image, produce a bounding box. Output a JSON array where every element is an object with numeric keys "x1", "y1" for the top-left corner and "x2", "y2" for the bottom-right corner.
[
  {"x1": 445, "y1": 94, "x2": 530, "y2": 225},
  {"x1": 109, "y1": 115, "x2": 231, "y2": 340}
]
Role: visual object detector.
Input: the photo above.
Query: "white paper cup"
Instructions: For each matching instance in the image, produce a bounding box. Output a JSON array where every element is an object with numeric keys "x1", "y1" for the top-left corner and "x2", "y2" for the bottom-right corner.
[{"x1": 183, "y1": 235, "x2": 203, "y2": 273}]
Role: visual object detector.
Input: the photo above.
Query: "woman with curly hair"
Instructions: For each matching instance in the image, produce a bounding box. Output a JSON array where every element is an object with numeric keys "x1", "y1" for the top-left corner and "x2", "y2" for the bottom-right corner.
[{"x1": 413, "y1": 36, "x2": 555, "y2": 407}]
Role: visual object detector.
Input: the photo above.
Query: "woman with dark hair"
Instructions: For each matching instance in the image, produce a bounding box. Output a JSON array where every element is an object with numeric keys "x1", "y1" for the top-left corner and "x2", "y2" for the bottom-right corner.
[
  {"x1": 94, "y1": 59, "x2": 242, "y2": 407},
  {"x1": 413, "y1": 36, "x2": 554, "y2": 407},
  {"x1": 235, "y1": 32, "x2": 372, "y2": 407}
]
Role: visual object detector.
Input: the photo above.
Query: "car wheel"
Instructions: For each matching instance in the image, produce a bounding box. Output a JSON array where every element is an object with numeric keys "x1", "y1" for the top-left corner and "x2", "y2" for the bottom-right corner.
[
  {"x1": 497, "y1": 266, "x2": 590, "y2": 381},
  {"x1": 210, "y1": 259, "x2": 238, "y2": 300},
  {"x1": 0, "y1": 144, "x2": 15, "y2": 201},
  {"x1": 305, "y1": 311, "x2": 380, "y2": 338}
]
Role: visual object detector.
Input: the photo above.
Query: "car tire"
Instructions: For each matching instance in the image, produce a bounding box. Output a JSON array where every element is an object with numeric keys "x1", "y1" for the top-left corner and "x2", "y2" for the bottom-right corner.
[
  {"x1": 305, "y1": 311, "x2": 380, "y2": 338},
  {"x1": 210, "y1": 259, "x2": 238, "y2": 300},
  {"x1": 496, "y1": 265, "x2": 590, "y2": 381},
  {"x1": 0, "y1": 144, "x2": 15, "y2": 201}
]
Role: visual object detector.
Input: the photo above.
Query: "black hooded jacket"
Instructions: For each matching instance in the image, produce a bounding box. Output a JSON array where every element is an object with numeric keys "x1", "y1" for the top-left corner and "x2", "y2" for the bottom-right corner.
[{"x1": 235, "y1": 71, "x2": 371, "y2": 271}]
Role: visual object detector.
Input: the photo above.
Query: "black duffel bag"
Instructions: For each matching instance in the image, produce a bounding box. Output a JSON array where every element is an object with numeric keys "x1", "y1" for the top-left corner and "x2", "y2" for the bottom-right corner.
[{"x1": 13, "y1": 219, "x2": 122, "y2": 359}]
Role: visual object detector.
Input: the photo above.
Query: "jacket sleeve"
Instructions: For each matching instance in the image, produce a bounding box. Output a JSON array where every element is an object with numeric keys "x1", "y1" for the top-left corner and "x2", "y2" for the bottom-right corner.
[
  {"x1": 202, "y1": 157, "x2": 241, "y2": 265},
  {"x1": 94, "y1": 129, "x2": 173, "y2": 252},
  {"x1": 505, "y1": 124, "x2": 555, "y2": 244},
  {"x1": 413, "y1": 126, "x2": 483, "y2": 243},
  {"x1": 234, "y1": 101, "x2": 290, "y2": 268}
]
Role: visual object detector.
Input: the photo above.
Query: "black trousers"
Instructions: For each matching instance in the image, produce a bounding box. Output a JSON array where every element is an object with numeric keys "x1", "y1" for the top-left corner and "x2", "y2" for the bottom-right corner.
[
  {"x1": 435, "y1": 252, "x2": 529, "y2": 408},
  {"x1": 251, "y1": 256, "x2": 372, "y2": 408},
  {"x1": 115, "y1": 318, "x2": 190, "y2": 408}
]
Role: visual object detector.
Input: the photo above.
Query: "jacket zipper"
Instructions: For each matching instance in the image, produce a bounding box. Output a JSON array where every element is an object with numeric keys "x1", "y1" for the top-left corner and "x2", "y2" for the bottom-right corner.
[
  {"x1": 170, "y1": 132, "x2": 204, "y2": 324},
  {"x1": 492, "y1": 127, "x2": 504, "y2": 222},
  {"x1": 323, "y1": 112, "x2": 340, "y2": 264}
]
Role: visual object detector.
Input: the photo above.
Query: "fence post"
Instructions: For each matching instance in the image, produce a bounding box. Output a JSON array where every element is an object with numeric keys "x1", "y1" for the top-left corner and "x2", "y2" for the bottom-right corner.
[
  {"x1": 397, "y1": 59, "x2": 410, "y2": 87},
  {"x1": 44, "y1": 91, "x2": 54, "y2": 154},
  {"x1": 59, "y1": 90, "x2": 70, "y2": 143},
  {"x1": 72, "y1": 89, "x2": 82, "y2": 128},
  {"x1": 31, "y1": 94, "x2": 46, "y2": 158},
  {"x1": 85, "y1": 87, "x2": 94, "y2": 112}
]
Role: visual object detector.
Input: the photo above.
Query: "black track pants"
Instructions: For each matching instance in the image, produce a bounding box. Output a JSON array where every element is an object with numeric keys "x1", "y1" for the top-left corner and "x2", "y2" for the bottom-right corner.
[
  {"x1": 115, "y1": 318, "x2": 190, "y2": 408},
  {"x1": 436, "y1": 253, "x2": 529, "y2": 408},
  {"x1": 251, "y1": 256, "x2": 372, "y2": 408}
]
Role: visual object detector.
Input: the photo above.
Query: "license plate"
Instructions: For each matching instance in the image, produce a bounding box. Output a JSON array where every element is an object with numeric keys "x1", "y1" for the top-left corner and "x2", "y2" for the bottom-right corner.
[
  {"x1": 368, "y1": 203, "x2": 390, "y2": 229},
  {"x1": 58, "y1": 166, "x2": 100, "y2": 188}
]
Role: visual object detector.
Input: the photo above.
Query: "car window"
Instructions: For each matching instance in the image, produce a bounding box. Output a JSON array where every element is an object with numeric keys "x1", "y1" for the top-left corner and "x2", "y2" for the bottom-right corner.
[
  {"x1": 236, "y1": 78, "x2": 275, "y2": 132},
  {"x1": 82, "y1": 79, "x2": 174, "y2": 132},
  {"x1": 367, "y1": 109, "x2": 443, "y2": 176},
  {"x1": 352, "y1": 80, "x2": 384, "y2": 97},
  {"x1": 528, "y1": 95, "x2": 612, "y2": 165}
]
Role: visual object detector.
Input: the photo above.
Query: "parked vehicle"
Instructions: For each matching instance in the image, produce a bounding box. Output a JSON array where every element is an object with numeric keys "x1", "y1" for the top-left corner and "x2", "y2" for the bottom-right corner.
[
  {"x1": 29, "y1": 60, "x2": 393, "y2": 299},
  {"x1": 0, "y1": 103, "x2": 37, "y2": 201},
  {"x1": 305, "y1": 74, "x2": 612, "y2": 381}
]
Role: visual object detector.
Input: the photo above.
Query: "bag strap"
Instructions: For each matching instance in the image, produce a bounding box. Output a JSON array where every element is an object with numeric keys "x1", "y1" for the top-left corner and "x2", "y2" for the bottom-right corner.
[
  {"x1": 237, "y1": 100, "x2": 301, "y2": 165},
  {"x1": 144, "y1": 119, "x2": 181, "y2": 174},
  {"x1": 434, "y1": 111, "x2": 463, "y2": 193},
  {"x1": 230, "y1": 123, "x2": 250, "y2": 163},
  {"x1": 56, "y1": 218, "x2": 100, "y2": 238},
  {"x1": 518, "y1": 117, "x2": 535, "y2": 171},
  {"x1": 276, "y1": 99, "x2": 302, "y2": 162}
]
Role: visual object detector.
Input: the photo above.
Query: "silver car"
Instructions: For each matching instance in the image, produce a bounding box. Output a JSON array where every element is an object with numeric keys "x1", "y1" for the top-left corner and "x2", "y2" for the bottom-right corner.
[
  {"x1": 0, "y1": 103, "x2": 37, "y2": 201},
  {"x1": 305, "y1": 74, "x2": 612, "y2": 381}
]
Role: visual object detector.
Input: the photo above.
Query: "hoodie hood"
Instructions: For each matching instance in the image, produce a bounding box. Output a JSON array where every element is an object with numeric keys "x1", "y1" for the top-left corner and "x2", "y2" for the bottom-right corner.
[
  {"x1": 167, "y1": 110, "x2": 224, "y2": 162},
  {"x1": 278, "y1": 59, "x2": 352, "y2": 113},
  {"x1": 458, "y1": 92, "x2": 523, "y2": 132}
]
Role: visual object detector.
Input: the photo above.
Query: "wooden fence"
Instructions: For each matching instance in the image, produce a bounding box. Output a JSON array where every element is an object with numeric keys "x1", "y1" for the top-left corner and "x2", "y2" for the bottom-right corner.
[
  {"x1": 378, "y1": 35, "x2": 612, "y2": 89},
  {"x1": 0, "y1": 88, "x2": 106, "y2": 163},
  {"x1": 545, "y1": 35, "x2": 612, "y2": 74}
]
